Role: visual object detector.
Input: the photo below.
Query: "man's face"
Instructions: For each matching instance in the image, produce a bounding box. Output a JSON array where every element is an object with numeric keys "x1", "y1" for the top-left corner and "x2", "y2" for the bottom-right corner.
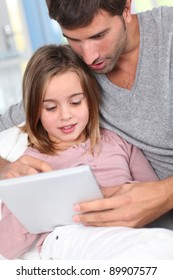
[{"x1": 61, "y1": 10, "x2": 127, "y2": 74}]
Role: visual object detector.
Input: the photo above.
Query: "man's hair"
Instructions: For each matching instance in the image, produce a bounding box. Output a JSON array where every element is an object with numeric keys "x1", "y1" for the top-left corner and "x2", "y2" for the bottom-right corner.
[{"x1": 46, "y1": 0, "x2": 127, "y2": 29}]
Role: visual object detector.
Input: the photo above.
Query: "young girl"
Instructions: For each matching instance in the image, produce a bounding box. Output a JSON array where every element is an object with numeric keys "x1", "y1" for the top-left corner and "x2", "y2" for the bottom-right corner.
[{"x1": 1, "y1": 44, "x2": 168, "y2": 260}]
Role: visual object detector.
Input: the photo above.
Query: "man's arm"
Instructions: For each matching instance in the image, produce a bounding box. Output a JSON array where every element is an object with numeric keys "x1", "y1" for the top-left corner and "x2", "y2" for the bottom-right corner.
[
  {"x1": 0, "y1": 157, "x2": 9, "y2": 174},
  {"x1": 0, "y1": 101, "x2": 25, "y2": 132},
  {"x1": 73, "y1": 177, "x2": 173, "y2": 228}
]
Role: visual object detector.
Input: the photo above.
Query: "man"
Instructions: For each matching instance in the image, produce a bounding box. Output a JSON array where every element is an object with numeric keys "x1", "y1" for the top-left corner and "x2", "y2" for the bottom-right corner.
[{"x1": 0, "y1": 0, "x2": 173, "y2": 229}]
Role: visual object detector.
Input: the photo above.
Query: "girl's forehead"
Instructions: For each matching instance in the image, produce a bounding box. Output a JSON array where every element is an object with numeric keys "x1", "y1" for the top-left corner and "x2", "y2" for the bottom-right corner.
[{"x1": 43, "y1": 72, "x2": 84, "y2": 100}]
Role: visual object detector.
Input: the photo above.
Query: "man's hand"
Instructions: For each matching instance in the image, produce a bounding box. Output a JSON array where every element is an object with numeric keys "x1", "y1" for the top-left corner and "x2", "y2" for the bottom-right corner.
[
  {"x1": 0, "y1": 155, "x2": 52, "y2": 179},
  {"x1": 73, "y1": 179, "x2": 173, "y2": 227}
]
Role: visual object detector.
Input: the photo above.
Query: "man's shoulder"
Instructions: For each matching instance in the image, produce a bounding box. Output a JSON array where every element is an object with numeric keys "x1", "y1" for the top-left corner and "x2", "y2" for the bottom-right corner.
[
  {"x1": 138, "y1": 6, "x2": 173, "y2": 22},
  {"x1": 138, "y1": 6, "x2": 173, "y2": 38}
]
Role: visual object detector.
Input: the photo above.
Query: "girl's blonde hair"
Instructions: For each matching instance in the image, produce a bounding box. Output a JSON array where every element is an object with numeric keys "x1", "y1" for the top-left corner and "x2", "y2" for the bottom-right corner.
[{"x1": 22, "y1": 44, "x2": 101, "y2": 154}]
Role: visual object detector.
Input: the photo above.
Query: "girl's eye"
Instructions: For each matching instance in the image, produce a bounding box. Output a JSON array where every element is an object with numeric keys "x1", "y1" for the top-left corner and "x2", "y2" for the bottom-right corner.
[
  {"x1": 46, "y1": 106, "x2": 57, "y2": 111},
  {"x1": 70, "y1": 100, "x2": 81, "y2": 105}
]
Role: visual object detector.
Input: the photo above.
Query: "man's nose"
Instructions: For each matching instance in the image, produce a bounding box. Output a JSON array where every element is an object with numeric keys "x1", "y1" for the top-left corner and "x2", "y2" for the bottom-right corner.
[{"x1": 81, "y1": 41, "x2": 99, "y2": 65}]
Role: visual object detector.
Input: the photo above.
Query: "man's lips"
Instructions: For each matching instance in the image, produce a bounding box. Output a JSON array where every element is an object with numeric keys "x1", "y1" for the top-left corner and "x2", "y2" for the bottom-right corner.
[{"x1": 89, "y1": 60, "x2": 107, "y2": 71}]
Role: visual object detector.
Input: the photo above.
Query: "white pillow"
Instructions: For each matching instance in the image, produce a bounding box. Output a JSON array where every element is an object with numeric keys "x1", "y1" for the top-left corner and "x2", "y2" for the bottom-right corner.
[{"x1": 0, "y1": 124, "x2": 28, "y2": 162}]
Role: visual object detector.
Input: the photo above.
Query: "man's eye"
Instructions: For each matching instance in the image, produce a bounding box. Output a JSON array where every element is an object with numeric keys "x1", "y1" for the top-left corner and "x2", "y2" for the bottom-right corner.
[
  {"x1": 70, "y1": 38, "x2": 79, "y2": 42},
  {"x1": 94, "y1": 33, "x2": 105, "y2": 39}
]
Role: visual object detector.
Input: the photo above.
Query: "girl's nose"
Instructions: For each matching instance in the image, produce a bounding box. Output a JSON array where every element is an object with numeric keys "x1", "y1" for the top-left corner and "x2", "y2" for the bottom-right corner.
[{"x1": 59, "y1": 113, "x2": 73, "y2": 121}]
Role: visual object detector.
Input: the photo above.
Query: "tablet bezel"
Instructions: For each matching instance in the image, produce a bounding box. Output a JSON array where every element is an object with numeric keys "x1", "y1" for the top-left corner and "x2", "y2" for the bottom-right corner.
[{"x1": 0, "y1": 165, "x2": 103, "y2": 233}]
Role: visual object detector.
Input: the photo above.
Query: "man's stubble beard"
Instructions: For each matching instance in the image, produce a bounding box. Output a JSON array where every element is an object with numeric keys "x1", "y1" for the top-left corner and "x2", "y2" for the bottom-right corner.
[{"x1": 94, "y1": 16, "x2": 127, "y2": 75}]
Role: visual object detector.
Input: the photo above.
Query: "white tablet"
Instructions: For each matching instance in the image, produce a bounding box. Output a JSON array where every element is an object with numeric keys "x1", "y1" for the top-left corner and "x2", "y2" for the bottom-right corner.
[{"x1": 0, "y1": 165, "x2": 103, "y2": 234}]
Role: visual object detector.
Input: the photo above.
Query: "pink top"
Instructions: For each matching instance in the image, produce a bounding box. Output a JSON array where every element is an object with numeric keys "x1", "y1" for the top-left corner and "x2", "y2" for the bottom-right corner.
[{"x1": 0, "y1": 129, "x2": 158, "y2": 259}]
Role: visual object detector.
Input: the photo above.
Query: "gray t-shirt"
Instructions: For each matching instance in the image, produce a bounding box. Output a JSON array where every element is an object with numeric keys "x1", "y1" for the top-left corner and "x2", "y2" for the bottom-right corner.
[
  {"x1": 0, "y1": 6, "x2": 173, "y2": 179},
  {"x1": 0, "y1": 101, "x2": 24, "y2": 130},
  {"x1": 96, "y1": 6, "x2": 173, "y2": 179}
]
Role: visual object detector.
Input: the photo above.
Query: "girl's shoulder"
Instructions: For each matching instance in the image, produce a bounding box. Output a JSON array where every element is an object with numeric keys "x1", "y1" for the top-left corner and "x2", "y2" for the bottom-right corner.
[
  {"x1": 100, "y1": 128, "x2": 126, "y2": 142},
  {"x1": 23, "y1": 146, "x2": 49, "y2": 160},
  {"x1": 99, "y1": 128, "x2": 133, "y2": 151}
]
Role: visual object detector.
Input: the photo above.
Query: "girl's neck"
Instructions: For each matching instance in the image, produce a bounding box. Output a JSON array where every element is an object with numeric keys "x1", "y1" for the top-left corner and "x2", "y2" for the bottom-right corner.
[{"x1": 54, "y1": 133, "x2": 87, "y2": 151}]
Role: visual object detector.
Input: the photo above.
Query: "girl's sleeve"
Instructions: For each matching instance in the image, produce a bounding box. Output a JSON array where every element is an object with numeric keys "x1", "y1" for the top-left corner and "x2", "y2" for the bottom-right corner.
[
  {"x1": 0, "y1": 203, "x2": 39, "y2": 259},
  {"x1": 101, "y1": 129, "x2": 158, "y2": 183},
  {"x1": 129, "y1": 145, "x2": 158, "y2": 182}
]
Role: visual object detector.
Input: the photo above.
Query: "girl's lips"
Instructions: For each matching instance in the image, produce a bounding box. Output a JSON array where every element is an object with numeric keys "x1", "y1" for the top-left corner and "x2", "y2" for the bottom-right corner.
[
  {"x1": 89, "y1": 60, "x2": 107, "y2": 71},
  {"x1": 60, "y1": 124, "x2": 76, "y2": 133}
]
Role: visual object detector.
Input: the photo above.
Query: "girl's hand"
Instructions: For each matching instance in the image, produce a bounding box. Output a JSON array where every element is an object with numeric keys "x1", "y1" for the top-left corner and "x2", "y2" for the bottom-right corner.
[{"x1": 0, "y1": 155, "x2": 52, "y2": 179}]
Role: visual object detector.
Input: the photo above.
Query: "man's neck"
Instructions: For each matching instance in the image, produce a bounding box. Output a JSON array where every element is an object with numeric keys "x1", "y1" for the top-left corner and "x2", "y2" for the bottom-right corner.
[{"x1": 107, "y1": 15, "x2": 140, "y2": 90}]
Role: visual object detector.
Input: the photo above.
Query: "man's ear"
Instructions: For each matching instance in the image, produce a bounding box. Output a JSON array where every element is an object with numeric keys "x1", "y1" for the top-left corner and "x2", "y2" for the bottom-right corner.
[{"x1": 122, "y1": 0, "x2": 132, "y2": 23}]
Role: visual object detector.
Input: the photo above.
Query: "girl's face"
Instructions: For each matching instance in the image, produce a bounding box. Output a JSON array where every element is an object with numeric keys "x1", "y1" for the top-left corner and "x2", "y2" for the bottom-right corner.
[{"x1": 40, "y1": 71, "x2": 89, "y2": 149}]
